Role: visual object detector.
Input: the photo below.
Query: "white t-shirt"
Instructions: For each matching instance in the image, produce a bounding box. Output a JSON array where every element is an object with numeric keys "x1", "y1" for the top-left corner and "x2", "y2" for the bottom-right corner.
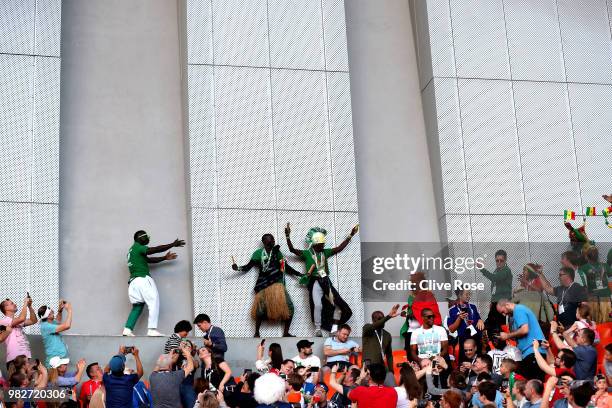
[
  {"x1": 410, "y1": 325, "x2": 448, "y2": 358},
  {"x1": 395, "y1": 386, "x2": 412, "y2": 408},
  {"x1": 292, "y1": 354, "x2": 321, "y2": 368}
]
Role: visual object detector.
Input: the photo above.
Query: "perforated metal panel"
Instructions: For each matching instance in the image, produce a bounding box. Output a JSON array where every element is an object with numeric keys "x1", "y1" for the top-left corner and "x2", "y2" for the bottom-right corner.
[
  {"x1": 214, "y1": 66, "x2": 274, "y2": 209},
  {"x1": 0, "y1": 0, "x2": 36, "y2": 55},
  {"x1": 187, "y1": 1, "x2": 362, "y2": 337},
  {"x1": 450, "y1": 0, "x2": 510, "y2": 79},
  {"x1": 272, "y1": 69, "x2": 332, "y2": 211},
  {"x1": 322, "y1": 0, "x2": 348, "y2": 72},
  {"x1": 458, "y1": 79, "x2": 524, "y2": 215},
  {"x1": 35, "y1": 0, "x2": 61, "y2": 57},
  {"x1": 557, "y1": 0, "x2": 612, "y2": 84},
  {"x1": 423, "y1": 0, "x2": 455, "y2": 79},
  {"x1": 268, "y1": 0, "x2": 325, "y2": 70},
  {"x1": 187, "y1": 0, "x2": 212, "y2": 65},
  {"x1": 513, "y1": 81, "x2": 580, "y2": 215},
  {"x1": 212, "y1": 0, "x2": 269, "y2": 67},
  {"x1": 568, "y1": 83, "x2": 612, "y2": 207}
]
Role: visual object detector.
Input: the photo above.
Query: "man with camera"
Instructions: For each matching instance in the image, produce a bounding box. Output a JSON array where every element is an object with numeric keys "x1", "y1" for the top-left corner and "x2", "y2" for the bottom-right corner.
[
  {"x1": 103, "y1": 346, "x2": 144, "y2": 408},
  {"x1": 38, "y1": 299, "x2": 72, "y2": 367},
  {"x1": 324, "y1": 324, "x2": 360, "y2": 371},
  {"x1": 0, "y1": 295, "x2": 38, "y2": 365},
  {"x1": 549, "y1": 321, "x2": 596, "y2": 381},
  {"x1": 150, "y1": 341, "x2": 195, "y2": 408}
]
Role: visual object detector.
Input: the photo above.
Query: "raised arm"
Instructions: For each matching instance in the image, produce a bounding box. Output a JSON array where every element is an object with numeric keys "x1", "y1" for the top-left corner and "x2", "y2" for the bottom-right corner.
[
  {"x1": 55, "y1": 303, "x2": 73, "y2": 333},
  {"x1": 329, "y1": 365, "x2": 345, "y2": 394},
  {"x1": 284, "y1": 223, "x2": 303, "y2": 257},
  {"x1": 146, "y1": 238, "x2": 185, "y2": 255},
  {"x1": 532, "y1": 340, "x2": 555, "y2": 377},
  {"x1": 536, "y1": 269, "x2": 555, "y2": 295},
  {"x1": 549, "y1": 321, "x2": 570, "y2": 350},
  {"x1": 330, "y1": 225, "x2": 359, "y2": 256},
  {"x1": 11, "y1": 297, "x2": 30, "y2": 327},
  {"x1": 24, "y1": 298, "x2": 38, "y2": 327},
  {"x1": 182, "y1": 343, "x2": 195, "y2": 378},
  {"x1": 133, "y1": 348, "x2": 144, "y2": 379}
]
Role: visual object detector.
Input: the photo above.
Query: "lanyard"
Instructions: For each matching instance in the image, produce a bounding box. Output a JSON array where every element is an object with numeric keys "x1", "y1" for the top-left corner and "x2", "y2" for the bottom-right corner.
[
  {"x1": 310, "y1": 249, "x2": 326, "y2": 276},
  {"x1": 374, "y1": 330, "x2": 386, "y2": 362},
  {"x1": 560, "y1": 282, "x2": 575, "y2": 304},
  {"x1": 261, "y1": 248, "x2": 272, "y2": 272}
]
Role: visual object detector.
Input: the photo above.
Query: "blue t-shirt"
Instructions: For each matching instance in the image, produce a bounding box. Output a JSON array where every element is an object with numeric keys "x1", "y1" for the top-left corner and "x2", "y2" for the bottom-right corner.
[
  {"x1": 40, "y1": 321, "x2": 68, "y2": 366},
  {"x1": 573, "y1": 345, "x2": 597, "y2": 380},
  {"x1": 471, "y1": 391, "x2": 504, "y2": 408},
  {"x1": 512, "y1": 304, "x2": 545, "y2": 357},
  {"x1": 446, "y1": 303, "x2": 481, "y2": 338},
  {"x1": 324, "y1": 337, "x2": 359, "y2": 363},
  {"x1": 103, "y1": 373, "x2": 139, "y2": 408}
]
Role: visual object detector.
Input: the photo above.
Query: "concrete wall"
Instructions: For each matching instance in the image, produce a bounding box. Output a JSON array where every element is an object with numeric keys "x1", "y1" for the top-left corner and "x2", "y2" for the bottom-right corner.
[
  {"x1": 345, "y1": 0, "x2": 442, "y2": 335},
  {"x1": 59, "y1": 0, "x2": 192, "y2": 335}
]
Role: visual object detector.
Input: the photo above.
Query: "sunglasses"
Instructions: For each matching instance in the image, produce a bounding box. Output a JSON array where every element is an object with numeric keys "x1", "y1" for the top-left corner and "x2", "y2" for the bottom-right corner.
[{"x1": 423, "y1": 315, "x2": 435, "y2": 319}]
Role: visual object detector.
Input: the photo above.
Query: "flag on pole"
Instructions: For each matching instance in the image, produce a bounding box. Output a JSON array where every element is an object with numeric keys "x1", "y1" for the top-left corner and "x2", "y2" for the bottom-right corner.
[
  {"x1": 604, "y1": 207, "x2": 612, "y2": 217},
  {"x1": 585, "y1": 207, "x2": 596, "y2": 216},
  {"x1": 564, "y1": 210, "x2": 576, "y2": 220}
]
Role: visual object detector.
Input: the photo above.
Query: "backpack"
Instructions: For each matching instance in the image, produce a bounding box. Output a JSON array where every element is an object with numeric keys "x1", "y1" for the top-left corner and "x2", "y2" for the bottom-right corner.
[{"x1": 133, "y1": 381, "x2": 152, "y2": 408}]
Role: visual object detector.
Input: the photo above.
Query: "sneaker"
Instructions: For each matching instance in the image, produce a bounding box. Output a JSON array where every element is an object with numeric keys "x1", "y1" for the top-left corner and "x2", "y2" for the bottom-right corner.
[
  {"x1": 314, "y1": 330, "x2": 323, "y2": 337},
  {"x1": 147, "y1": 329, "x2": 165, "y2": 337},
  {"x1": 330, "y1": 324, "x2": 338, "y2": 335},
  {"x1": 122, "y1": 328, "x2": 135, "y2": 337}
]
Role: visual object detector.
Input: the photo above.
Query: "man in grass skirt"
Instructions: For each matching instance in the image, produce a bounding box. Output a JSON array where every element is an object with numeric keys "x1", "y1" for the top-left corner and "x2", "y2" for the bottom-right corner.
[{"x1": 232, "y1": 234, "x2": 303, "y2": 337}]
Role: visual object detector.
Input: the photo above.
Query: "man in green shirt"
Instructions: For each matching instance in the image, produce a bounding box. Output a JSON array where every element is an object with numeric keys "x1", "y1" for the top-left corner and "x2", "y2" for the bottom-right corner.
[
  {"x1": 479, "y1": 249, "x2": 513, "y2": 332},
  {"x1": 286, "y1": 224, "x2": 359, "y2": 337},
  {"x1": 123, "y1": 230, "x2": 185, "y2": 337},
  {"x1": 232, "y1": 234, "x2": 303, "y2": 337},
  {"x1": 576, "y1": 246, "x2": 611, "y2": 323}
]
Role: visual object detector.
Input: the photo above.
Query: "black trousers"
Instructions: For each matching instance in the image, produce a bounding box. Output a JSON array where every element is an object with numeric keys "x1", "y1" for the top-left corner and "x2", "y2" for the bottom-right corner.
[{"x1": 517, "y1": 353, "x2": 545, "y2": 381}]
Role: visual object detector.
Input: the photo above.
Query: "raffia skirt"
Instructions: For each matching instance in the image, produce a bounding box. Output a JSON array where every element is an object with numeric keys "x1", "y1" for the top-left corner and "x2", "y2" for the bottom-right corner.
[
  {"x1": 587, "y1": 295, "x2": 611, "y2": 323},
  {"x1": 251, "y1": 282, "x2": 294, "y2": 321}
]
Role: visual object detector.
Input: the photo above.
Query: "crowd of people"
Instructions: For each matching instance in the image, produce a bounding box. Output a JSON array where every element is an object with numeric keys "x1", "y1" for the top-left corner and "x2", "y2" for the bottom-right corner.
[{"x1": 0, "y1": 217, "x2": 610, "y2": 407}]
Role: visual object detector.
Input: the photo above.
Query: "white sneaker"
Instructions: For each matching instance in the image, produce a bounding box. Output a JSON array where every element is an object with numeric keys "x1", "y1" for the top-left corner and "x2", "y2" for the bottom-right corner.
[
  {"x1": 122, "y1": 328, "x2": 135, "y2": 337},
  {"x1": 147, "y1": 329, "x2": 165, "y2": 337},
  {"x1": 330, "y1": 324, "x2": 338, "y2": 334},
  {"x1": 314, "y1": 330, "x2": 323, "y2": 337}
]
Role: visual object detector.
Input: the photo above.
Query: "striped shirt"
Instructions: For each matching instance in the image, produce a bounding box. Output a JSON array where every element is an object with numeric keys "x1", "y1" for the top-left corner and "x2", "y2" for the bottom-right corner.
[{"x1": 163, "y1": 333, "x2": 182, "y2": 354}]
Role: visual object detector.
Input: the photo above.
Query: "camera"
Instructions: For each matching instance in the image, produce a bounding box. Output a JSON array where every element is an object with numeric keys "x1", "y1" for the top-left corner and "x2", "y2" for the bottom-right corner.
[{"x1": 124, "y1": 346, "x2": 134, "y2": 354}]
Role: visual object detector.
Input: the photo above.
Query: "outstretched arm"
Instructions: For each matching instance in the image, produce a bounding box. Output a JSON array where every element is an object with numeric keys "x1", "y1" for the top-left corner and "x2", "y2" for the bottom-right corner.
[
  {"x1": 146, "y1": 251, "x2": 178, "y2": 264},
  {"x1": 330, "y1": 225, "x2": 359, "y2": 256},
  {"x1": 146, "y1": 238, "x2": 185, "y2": 255},
  {"x1": 283, "y1": 261, "x2": 303, "y2": 277},
  {"x1": 285, "y1": 223, "x2": 303, "y2": 257},
  {"x1": 232, "y1": 259, "x2": 257, "y2": 272}
]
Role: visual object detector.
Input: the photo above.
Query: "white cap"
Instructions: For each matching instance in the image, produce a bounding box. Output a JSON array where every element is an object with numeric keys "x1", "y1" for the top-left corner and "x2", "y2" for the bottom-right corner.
[{"x1": 49, "y1": 356, "x2": 69, "y2": 369}]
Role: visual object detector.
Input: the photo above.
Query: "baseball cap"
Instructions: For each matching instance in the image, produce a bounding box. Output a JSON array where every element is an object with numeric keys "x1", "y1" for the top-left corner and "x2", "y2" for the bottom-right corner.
[
  {"x1": 49, "y1": 356, "x2": 69, "y2": 369},
  {"x1": 109, "y1": 355, "x2": 126, "y2": 374},
  {"x1": 297, "y1": 340, "x2": 315, "y2": 350}
]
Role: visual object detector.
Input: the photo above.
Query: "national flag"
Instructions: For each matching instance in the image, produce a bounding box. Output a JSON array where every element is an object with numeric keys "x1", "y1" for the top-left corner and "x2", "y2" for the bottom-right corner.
[
  {"x1": 603, "y1": 207, "x2": 612, "y2": 217},
  {"x1": 585, "y1": 207, "x2": 596, "y2": 216},
  {"x1": 564, "y1": 210, "x2": 575, "y2": 221}
]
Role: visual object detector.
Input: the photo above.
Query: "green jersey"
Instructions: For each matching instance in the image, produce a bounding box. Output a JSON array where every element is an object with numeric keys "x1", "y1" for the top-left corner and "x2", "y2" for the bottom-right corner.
[
  {"x1": 127, "y1": 242, "x2": 149, "y2": 279},
  {"x1": 480, "y1": 265, "x2": 513, "y2": 302},
  {"x1": 301, "y1": 248, "x2": 334, "y2": 282},
  {"x1": 576, "y1": 262, "x2": 611, "y2": 297}
]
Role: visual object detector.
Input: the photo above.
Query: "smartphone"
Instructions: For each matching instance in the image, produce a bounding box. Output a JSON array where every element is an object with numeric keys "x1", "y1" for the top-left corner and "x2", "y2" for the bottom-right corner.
[
  {"x1": 124, "y1": 346, "x2": 134, "y2": 354},
  {"x1": 260, "y1": 339, "x2": 266, "y2": 346},
  {"x1": 243, "y1": 369, "x2": 252, "y2": 376},
  {"x1": 432, "y1": 359, "x2": 438, "y2": 368},
  {"x1": 26, "y1": 292, "x2": 30, "y2": 298},
  {"x1": 309, "y1": 367, "x2": 320, "y2": 372}
]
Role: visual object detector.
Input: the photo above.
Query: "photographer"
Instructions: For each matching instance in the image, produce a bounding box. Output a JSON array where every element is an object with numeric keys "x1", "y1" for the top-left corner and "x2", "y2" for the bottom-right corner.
[
  {"x1": 150, "y1": 341, "x2": 195, "y2": 408},
  {"x1": 103, "y1": 346, "x2": 144, "y2": 408},
  {"x1": 0, "y1": 296, "x2": 38, "y2": 365},
  {"x1": 255, "y1": 341, "x2": 283, "y2": 374},
  {"x1": 38, "y1": 300, "x2": 72, "y2": 367},
  {"x1": 231, "y1": 370, "x2": 260, "y2": 408},
  {"x1": 549, "y1": 322, "x2": 596, "y2": 380},
  {"x1": 446, "y1": 290, "x2": 484, "y2": 362},
  {"x1": 329, "y1": 363, "x2": 360, "y2": 408},
  {"x1": 47, "y1": 356, "x2": 86, "y2": 390}
]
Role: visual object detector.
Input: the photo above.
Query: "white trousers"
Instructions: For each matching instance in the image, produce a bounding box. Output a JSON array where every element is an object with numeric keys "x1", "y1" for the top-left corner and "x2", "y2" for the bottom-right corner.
[
  {"x1": 312, "y1": 280, "x2": 323, "y2": 329},
  {"x1": 128, "y1": 276, "x2": 160, "y2": 329}
]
